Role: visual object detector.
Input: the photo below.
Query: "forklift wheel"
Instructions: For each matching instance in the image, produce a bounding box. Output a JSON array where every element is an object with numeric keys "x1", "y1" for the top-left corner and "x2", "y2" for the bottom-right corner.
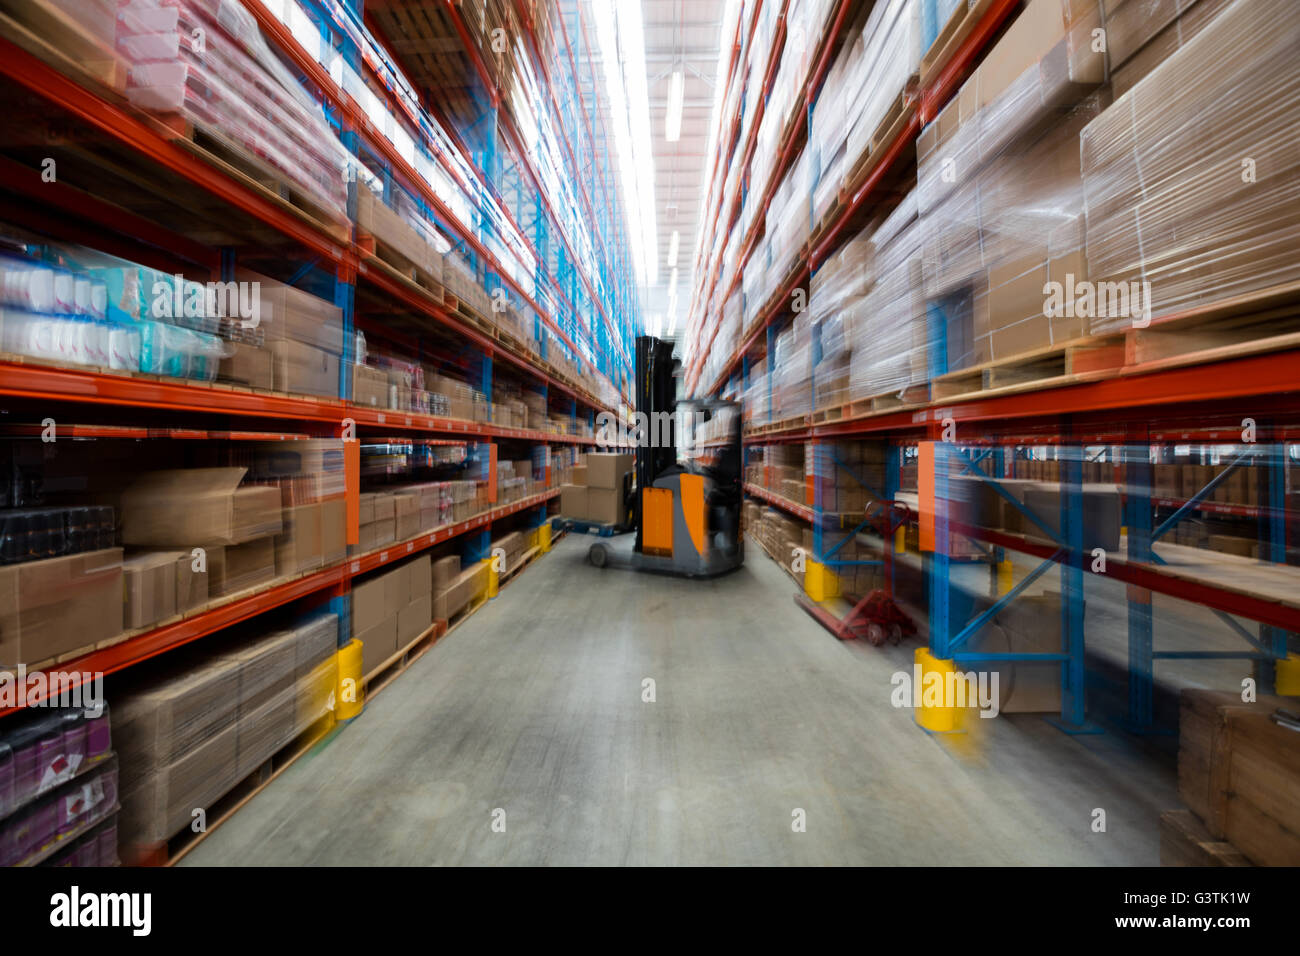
[
  {"x1": 865, "y1": 622, "x2": 887, "y2": 646},
  {"x1": 588, "y1": 543, "x2": 608, "y2": 568},
  {"x1": 888, "y1": 623, "x2": 903, "y2": 644}
]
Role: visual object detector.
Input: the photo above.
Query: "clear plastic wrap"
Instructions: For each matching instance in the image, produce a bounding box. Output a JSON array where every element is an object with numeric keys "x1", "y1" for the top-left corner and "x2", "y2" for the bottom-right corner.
[
  {"x1": 115, "y1": 612, "x2": 338, "y2": 846},
  {"x1": 116, "y1": 0, "x2": 350, "y2": 219},
  {"x1": 915, "y1": 0, "x2": 1106, "y2": 366},
  {"x1": 1079, "y1": 0, "x2": 1300, "y2": 331},
  {"x1": 810, "y1": 0, "x2": 920, "y2": 214},
  {"x1": 849, "y1": 191, "x2": 929, "y2": 398},
  {"x1": 809, "y1": 233, "x2": 873, "y2": 409}
]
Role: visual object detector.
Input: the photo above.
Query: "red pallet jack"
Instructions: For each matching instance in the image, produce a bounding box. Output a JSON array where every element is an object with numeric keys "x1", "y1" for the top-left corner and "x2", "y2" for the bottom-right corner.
[{"x1": 794, "y1": 500, "x2": 918, "y2": 645}]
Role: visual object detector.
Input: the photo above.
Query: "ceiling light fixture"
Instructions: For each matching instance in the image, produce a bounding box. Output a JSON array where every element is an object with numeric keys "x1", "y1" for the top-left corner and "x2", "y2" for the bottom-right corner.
[
  {"x1": 666, "y1": 69, "x2": 684, "y2": 142},
  {"x1": 667, "y1": 229, "x2": 680, "y2": 268},
  {"x1": 592, "y1": 0, "x2": 658, "y2": 289}
]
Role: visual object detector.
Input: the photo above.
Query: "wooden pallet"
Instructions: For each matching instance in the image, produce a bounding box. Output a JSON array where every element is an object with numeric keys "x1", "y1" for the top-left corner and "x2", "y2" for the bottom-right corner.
[
  {"x1": 810, "y1": 383, "x2": 932, "y2": 424},
  {"x1": 930, "y1": 338, "x2": 1116, "y2": 400},
  {"x1": 173, "y1": 124, "x2": 350, "y2": 243},
  {"x1": 437, "y1": 593, "x2": 489, "y2": 636},
  {"x1": 357, "y1": 232, "x2": 445, "y2": 301},
  {"x1": 0, "y1": 2, "x2": 126, "y2": 99},
  {"x1": 918, "y1": 0, "x2": 1000, "y2": 92},
  {"x1": 363, "y1": 618, "x2": 447, "y2": 697},
  {"x1": 841, "y1": 82, "x2": 917, "y2": 201}
]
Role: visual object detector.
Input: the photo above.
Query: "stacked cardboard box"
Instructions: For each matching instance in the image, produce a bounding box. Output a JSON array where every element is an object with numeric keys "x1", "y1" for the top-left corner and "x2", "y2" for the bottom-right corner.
[
  {"x1": 560, "y1": 453, "x2": 633, "y2": 526},
  {"x1": 121, "y1": 551, "x2": 209, "y2": 630},
  {"x1": 916, "y1": 0, "x2": 1106, "y2": 369},
  {"x1": 351, "y1": 555, "x2": 432, "y2": 677},
  {"x1": 1080, "y1": 0, "x2": 1300, "y2": 329},
  {"x1": 1105, "y1": 0, "x2": 1234, "y2": 98},
  {"x1": 236, "y1": 272, "x2": 345, "y2": 400},
  {"x1": 115, "y1": 613, "x2": 339, "y2": 848},
  {"x1": 1168, "y1": 689, "x2": 1300, "y2": 866},
  {"x1": 119, "y1": 468, "x2": 283, "y2": 599},
  {"x1": 0, "y1": 548, "x2": 125, "y2": 669},
  {"x1": 431, "y1": 556, "x2": 490, "y2": 623}
]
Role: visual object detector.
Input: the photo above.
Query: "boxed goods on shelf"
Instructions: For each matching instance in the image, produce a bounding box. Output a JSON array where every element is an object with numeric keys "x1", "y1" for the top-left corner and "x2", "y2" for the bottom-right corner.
[
  {"x1": 120, "y1": 467, "x2": 282, "y2": 548},
  {"x1": 809, "y1": 233, "x2": 872, "y2": 410},
  {"x1": 917, "y1": 0, "x2": 1107, "y2": 368},
  {"x1": 0, "y1": 547, "x2": 125, "y2": 669},
  {"x1": 1079, "y1": 0, "x2": 1300, "y2": 331},
  {"x1": 0, "y1": 0, "x2": 124, "y2": 91},
  {"x1": 0, "y1": 705, "x2": 114, "y2": 821},
  {"x1": 41, "y1": 815, "x2": 120, "y2": 867},
  {"x1": 115, "y1": 0, "x2": 350, "y2": 220},
  {"x1": 356, "y1": 183, "x2": 438, "y2": 275},
  {"x1": 433, "y1": 560, "x2": 489, "y2": 622},
  {"x1": 115, "y1": 612, "x2": 338, "y2": 848},
  {"x1": 847, "y1": 192, "x2": 929, "y2": 399},
  {"x1": 811, "y1": 0, "x2": 920, "y2": 211},
  {"x1": 351, "y1": 556, "x2": 433, "y2": 675},
  {"x1": 765, "y1": 149, "x2": 813, "y2": 288},
  {"x1": 1108, "y1": 0, "x2": 1232, "y2": 98},
  {"x1": 0, "y1": 754, "x2": 118, "y2": 866}
]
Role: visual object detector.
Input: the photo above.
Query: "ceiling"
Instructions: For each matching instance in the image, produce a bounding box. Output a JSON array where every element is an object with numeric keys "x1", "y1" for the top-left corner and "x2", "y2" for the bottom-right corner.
[{"x1": 636, "y1": 0, "x2": 728, "y2": 341}]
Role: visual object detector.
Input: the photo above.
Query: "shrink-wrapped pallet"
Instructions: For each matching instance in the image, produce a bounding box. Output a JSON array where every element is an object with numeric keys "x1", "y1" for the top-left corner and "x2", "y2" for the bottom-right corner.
[{"x1": 1079, "y1": 0, "x2": 1300, "y2": 331}]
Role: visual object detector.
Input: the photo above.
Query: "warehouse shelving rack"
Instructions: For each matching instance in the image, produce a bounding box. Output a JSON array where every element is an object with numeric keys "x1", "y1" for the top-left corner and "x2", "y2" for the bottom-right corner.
[
  {"x1": 359, "y1": 0, "x2": 638, "y2": 395},
  {"x1": 693, "y1": 0, "x2": 1300, "y2": 732},
  {"x1": 0, "y1": 0, "x2": 636, "y2": 717}
]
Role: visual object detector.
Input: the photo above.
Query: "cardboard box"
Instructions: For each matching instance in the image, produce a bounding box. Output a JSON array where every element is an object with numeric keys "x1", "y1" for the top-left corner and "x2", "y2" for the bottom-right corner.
[
  {"x1": 173, "y1": 550, "x2": 208, "y2": 613},
  {"x1": 352, "y1": 364, "x2": 390, "y2": 408},
  {"x1": 122, "y1": 552, "x2": 178, "y2": 629},
  {"x1": 406, "y1": 554, "x2": 432, "y2": 599},
  {"x1": 121, "y1": 468, "x2": 283, "y2": 547},
  {"x1": 397, "y1": 594, "x2": 432, "y2": 647},
  {"x1": 217, "y1": 341, "x2": 273, "y2": 390},
  {"x1": 320, "y1": 497, "x2": 346, "y2": 566},
  {"x1": 271, "y1": 340, "x2": 339, "y2": 399},
  {"x1": 355, "y1": 187, "x2": 434, "y2": 272},
  {"x1": 0, "y1": 548, "x2": 124, "y2": 667},
  {"x1": 585, "y1": 453, "x2": 634, "y2": 490},
  {"x1": 571, "y1": 465, "x2": 588, "y2": 485},
  {"x1": 275, "y1": 502, "x2": 323, "y2": 578},
  {"x1": 560, "y1": 484, "x2": 588, "y2": 518},
  {"x1": 208, "y1": 537, "x2": 277, "y2": 596},
  {"x1": 433, "y1": 562, "x2": 488, "y2": 621},
  {"x1": 431, "y1": 555, "x2": 460, "y2": 590},
  {"x1": 236, "y1": 270, "x2": 344, "y2": 355},
  {"x1": 586, "y1": 488, "x2": 626, "y2": 526},
  {"x1": 356, "y1": 615, "x2": 397, "y2": 678},
  {"x1": 394, "y1": 493, "x2": 420, "y2": 542},
  {"x1": 358, "y1": 493, "x2": 376, "y2": 527},
  {"x1": 372, "y1": 494, "x2": 395, "y2": 523}
]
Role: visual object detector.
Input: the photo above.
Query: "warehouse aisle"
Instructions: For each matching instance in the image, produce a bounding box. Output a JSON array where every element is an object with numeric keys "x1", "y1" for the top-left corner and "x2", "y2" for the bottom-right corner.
[{"x1": 183, "y1": 535, "x2": 1177, "y2": 866}]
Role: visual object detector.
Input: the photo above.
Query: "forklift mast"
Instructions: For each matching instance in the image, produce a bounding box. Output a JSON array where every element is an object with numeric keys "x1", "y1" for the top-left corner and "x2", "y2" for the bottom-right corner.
[{"x1": 633, "y1": 335, "x2": 677, "y2": 553}]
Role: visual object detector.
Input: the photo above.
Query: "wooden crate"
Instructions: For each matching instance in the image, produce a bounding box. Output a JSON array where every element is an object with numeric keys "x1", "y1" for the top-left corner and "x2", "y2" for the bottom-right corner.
[
  {"x1": 1177, "y1": 689, "x2": 1300, "y2": 865},
  {"x1": 1159, "y1": 810, "x2": 1251, "y2": 867}
]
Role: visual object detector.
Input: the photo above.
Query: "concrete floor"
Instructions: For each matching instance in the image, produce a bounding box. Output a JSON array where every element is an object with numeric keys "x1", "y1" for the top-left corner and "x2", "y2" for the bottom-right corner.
[{"x1": 182, "y1": 533, "x2": 1178, "y2": 866}]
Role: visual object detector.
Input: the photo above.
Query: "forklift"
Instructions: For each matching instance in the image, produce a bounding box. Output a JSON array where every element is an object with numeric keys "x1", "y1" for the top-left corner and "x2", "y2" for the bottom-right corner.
[{"x1": 586, "y1": 336, "x2": 744, "y2": 577}]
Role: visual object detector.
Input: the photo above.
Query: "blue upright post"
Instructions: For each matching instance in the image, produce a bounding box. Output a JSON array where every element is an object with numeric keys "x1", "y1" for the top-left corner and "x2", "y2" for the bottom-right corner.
[
  {"x1": 1124, "y1": 433, "x2": 1156, "y2": 731},
  {"x1": 1258, "y1": 436, "x2": 1289, "y2": 692},
  {"x1": 1050, "y1": 439, "x2": 1101, "y2": 733}
]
